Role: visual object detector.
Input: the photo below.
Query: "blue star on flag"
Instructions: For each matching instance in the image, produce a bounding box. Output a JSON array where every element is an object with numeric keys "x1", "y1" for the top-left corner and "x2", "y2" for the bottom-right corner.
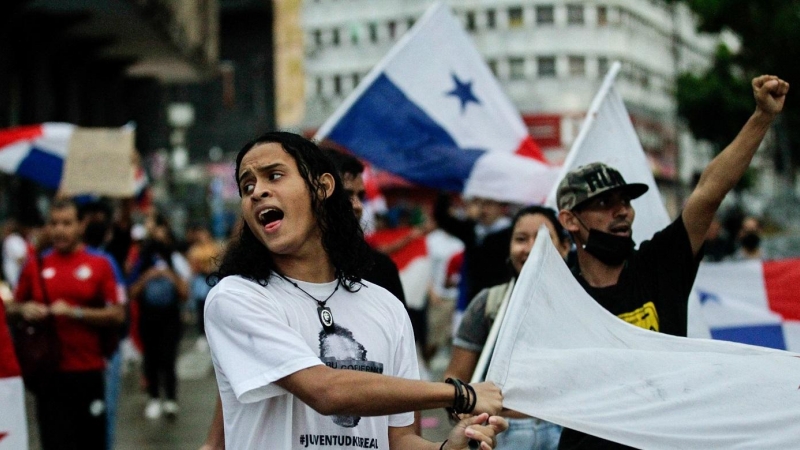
[
  {"x1": 446, "y1": 73, "x2": 480, "y2": 113},
  {"x1": 698, "y1": 290, "x2": 721, "y2": 305}
]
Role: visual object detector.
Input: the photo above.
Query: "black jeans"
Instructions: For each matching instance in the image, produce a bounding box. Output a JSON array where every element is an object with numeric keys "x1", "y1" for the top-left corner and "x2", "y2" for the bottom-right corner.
[
  {"x1": 35, "y1": 370, "x2": 106, "y2": 450},
  {"x1": 139, "y1": 305, "x2": 182, "y2": 400}
]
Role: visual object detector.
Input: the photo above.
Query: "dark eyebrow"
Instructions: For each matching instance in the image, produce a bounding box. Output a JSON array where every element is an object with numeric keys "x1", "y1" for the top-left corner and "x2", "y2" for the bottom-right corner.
[{"x1": 238, "y1": 162, "x2": 286, "y2": 184}]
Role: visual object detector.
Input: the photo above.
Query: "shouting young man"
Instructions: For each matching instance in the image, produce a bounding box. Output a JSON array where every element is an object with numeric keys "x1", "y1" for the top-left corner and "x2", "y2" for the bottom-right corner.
[{"x1": 204, "y1": 132, "x2": 506, "y2": 449}]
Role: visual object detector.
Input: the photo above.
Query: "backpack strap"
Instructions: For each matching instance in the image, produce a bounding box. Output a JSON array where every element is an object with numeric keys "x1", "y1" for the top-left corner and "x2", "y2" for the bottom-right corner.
[{"x1": 484, "y1": 280, "x2": 513, "y2": 321}]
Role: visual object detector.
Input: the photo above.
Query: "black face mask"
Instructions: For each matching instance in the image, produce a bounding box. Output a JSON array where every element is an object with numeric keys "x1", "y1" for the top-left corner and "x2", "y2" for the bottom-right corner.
[
  {"x1": 740, "y1": 232, "x2": 761, "y2": 251},
  {"x1": 583, "y1": 228, "x2": 635, "y2": 266}
]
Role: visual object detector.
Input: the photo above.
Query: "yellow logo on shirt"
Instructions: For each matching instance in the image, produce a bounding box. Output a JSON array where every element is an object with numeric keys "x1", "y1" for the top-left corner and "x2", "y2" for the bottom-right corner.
[{"x1": 617, "y1": 302, "x2": 659, "y2": 332}]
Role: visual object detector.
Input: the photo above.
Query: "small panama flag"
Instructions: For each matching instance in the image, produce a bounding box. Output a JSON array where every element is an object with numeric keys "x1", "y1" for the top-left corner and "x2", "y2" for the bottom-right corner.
[{"x1": 0, "y1": 122, "x2": 141, "y2": 198}]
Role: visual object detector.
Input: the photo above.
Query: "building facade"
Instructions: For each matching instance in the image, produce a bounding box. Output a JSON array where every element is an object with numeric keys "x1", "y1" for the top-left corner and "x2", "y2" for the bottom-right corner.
[{"x1": 301, "y1": 0, "x2": 732, "y2": 211}]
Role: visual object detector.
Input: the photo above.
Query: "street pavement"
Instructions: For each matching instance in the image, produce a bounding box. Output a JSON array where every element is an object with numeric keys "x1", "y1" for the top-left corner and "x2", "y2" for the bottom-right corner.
[{"x1": 24, "y1": 333, "x2": 454, "y2": 449}]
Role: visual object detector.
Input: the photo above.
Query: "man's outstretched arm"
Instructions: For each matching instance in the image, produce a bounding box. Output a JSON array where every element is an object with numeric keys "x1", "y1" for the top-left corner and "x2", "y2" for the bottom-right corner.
[{"x1": 682, "y1": 75, "x2": 789, "y2": 255}]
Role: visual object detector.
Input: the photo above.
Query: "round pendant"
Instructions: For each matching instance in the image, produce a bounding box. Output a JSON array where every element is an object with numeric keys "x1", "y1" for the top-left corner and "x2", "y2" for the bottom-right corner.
[{"x1": 318, "y1": 305, "x2": 334, "y2": 331}]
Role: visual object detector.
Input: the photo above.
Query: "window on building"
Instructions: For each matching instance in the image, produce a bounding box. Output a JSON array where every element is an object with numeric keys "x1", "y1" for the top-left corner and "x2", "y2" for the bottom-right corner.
[
  {"x1": 332, "y1": 28, "x2": 340, "y2": 46},
  {"x1": 352, "y1": 73, "x2": 361, "y2": 90},
  {"x1": 334, "y1": 75, "x2": 342, "y2": 95},
  {"x1": 369, "y1": 23, "x2": 378, "y2": 43},
  {"x1": 537, "y1": 56, "x2": 556, "y2": 77},
  {"x1": 313, "y1": 29, "x2": 322, "y2": 47},
  {"x1": 509, "y1": 57, "x2": 525, "y2": 80},
  {"x1": 466, "y1": 11, "x2": 476, "y2": 31},
  {"x1": 597, "y1": 6, "x2": 608, "y2": 26},
  {"x1": 508, "y1": 6, "x2": 524, "y2": 28},
  {"x1": 535, "y1": 5, "x2": 554, "y2": 25},
  {"x1": 598, "y1": 57, "x2": 609, "y2": 77},
  {"x1": 316, "y1": 77, "x2": 323, "y2": 95},
  {"x1": 486, "y1": 9, "x2": 496, "y2": 29},
  {"x1": 569, "y1": 56, "x2": 586, "y2": 77},
  {"x1": 349, "y1": 24, "x2": 360, "y2": 45},
  {"x1": 407, "y1": 17, "x2": 416, "y2": 30},
  {"x1": 487, "y1": 59, "x2": 498, "y2": 77},
  {"x1": 567, "y1": 4, "x2": 584, "y2": 25},
  {"x1": 388, "y1": 21, "x2": 397, "y2": 39}
]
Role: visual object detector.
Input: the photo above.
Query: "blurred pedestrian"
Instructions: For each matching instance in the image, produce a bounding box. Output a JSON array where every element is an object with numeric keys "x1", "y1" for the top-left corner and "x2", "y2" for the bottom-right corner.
[
  {"x1": 733, "y1": 216, "x2": 764, "y2": 260},
  {"x1": 80, "y1": 199, "x2": 129, "y2": 450},
  {"x1": 128, "y1": 211, "x2": 188, "y2": 420},
  {"x1": 702, "y1": 216, "x2": 735, "y2": 262},
  {"x1": 2, "y1": 217, "x2": 41, "y2": 290},
  {"x1": 8, "y1": 198, "x2": 125, "y2": 450},
  {"x1": 434, "y1": 194, "x2": 513, "y2": 328},
  {"x1": 186, "y1": 225, "x2": 220, "y2": 351}
]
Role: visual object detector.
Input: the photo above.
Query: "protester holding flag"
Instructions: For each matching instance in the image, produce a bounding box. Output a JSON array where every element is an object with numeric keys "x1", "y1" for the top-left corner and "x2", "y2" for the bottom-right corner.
[
  {"x1": 554, "y1": 75, "x2": 789, "y2": 449},
  {"x1": 8, "y1": 198, "x2": 125, "y2": 450},
  {"x1": 445, "y1": 206, "x2": 570, "y2": 450},
  {"x1": 203, "y1": 131, "x2": 507, "y2": 449},
  {"x1": 198, "y1": 146, "x2": 414, "y2": 450}
]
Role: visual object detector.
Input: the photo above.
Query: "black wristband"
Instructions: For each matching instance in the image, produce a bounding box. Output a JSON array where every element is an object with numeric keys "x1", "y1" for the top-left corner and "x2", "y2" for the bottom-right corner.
[
  {"x1": 446, "y1": 378, "x2": 465, "y2": 410},
  {"x1": 465, "y1": 383, "x2": 477, "y2": 413}
]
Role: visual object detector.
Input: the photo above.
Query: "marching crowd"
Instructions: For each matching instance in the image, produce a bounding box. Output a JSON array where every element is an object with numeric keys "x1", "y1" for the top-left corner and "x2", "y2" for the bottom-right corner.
[{"x1": 0, "y1": 74, "x2": 790, "y2": 450}]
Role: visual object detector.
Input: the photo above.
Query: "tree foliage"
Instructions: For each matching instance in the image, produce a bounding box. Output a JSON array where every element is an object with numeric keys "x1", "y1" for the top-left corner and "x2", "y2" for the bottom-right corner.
[{"x1": 671, "y1": 0, "x2": 800, "y2": 168}]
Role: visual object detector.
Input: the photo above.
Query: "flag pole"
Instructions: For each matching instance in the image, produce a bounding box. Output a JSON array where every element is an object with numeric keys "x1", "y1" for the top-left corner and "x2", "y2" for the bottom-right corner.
[{"x1": 470, "y1": 278, "x2": 515, "y2": 383}]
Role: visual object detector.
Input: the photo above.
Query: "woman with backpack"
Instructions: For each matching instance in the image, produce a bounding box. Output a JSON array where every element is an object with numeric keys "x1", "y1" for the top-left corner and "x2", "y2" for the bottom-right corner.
[{"x1": 129, "y1": 212, "x2": 188, "y2": 420}]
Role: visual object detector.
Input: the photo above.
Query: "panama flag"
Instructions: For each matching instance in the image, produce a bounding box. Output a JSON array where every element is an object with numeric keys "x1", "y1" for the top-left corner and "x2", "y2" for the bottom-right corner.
[
  {"x1": 487, "y1": 228, "x2": 800, "y2": 448},
  {"x1": 0, "y1": 303, "x2": 28, "y2": 450},
  {"x1": 315, "y1": 2, "x2": 559, "y2": 204},
  {"x1": 0, "y1": 123, "x2": 141, "y2": 197},
  {"x1": 544, "y1": 62, "x2": 670, "y2": 245},
  {"x1": 692, "y1": 258, "x2": 800, "y2": 351}
]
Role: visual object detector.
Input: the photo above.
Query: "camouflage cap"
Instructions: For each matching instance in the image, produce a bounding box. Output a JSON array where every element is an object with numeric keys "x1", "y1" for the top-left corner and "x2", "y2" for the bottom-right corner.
[{"x1": 556, "y1": 162, "x2": 649, "y2": 211}]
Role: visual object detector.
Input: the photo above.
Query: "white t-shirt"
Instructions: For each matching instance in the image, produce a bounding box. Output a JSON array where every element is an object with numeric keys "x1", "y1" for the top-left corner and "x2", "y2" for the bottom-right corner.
[{"x1": 205, "y1": 274, "x2": 419, "y2": 450}]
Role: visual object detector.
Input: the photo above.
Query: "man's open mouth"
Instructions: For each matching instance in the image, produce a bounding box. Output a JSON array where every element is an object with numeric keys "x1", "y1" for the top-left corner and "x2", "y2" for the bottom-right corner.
[
  {"x1": 258, "y1": 208, "x2": 284, "y2": 227},
  {"x1": 609, "y1": 224, "x2": 631, "y2": 236}
]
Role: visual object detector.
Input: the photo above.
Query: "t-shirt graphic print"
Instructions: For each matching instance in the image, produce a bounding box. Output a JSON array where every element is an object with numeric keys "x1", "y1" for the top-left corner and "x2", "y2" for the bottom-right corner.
[{"x1": 319, "y1": 324, "x2": 384, "y2": 427}]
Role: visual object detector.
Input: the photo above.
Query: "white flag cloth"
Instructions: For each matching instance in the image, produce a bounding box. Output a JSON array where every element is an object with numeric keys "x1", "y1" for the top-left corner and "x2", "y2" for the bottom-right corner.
[
  {"x1": 487, "y1": 227, "x2": 800, "y2": 449},
  {"x1": 545, "y1": 63, "x2": 669, "y2": 245}
]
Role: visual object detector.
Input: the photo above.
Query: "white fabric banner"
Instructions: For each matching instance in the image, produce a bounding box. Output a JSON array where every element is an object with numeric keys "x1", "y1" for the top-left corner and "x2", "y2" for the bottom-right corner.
[
  {"x1": 487, "y1": 227, "x2": 800, "y2": 449},
  {"x1": 0, "y1": 376, "x2": 28, "y2": 450}
]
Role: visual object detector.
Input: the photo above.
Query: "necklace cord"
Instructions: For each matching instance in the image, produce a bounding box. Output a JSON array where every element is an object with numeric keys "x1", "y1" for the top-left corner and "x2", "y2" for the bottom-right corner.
[{"x1": 275, "y1": 272, "x2": 340, "y2": 307}]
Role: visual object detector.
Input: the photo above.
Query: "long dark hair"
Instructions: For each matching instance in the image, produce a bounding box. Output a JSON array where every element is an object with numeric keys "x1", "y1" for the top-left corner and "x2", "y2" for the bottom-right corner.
[{"x1": 212, "y1": 132, "x2": 373, "y2": 291}]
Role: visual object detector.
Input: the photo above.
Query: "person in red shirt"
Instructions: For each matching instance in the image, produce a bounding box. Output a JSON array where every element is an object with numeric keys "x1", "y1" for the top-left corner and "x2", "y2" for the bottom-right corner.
[{"x1": 8, "y1": 198, "x2": 125, "y2": 450}]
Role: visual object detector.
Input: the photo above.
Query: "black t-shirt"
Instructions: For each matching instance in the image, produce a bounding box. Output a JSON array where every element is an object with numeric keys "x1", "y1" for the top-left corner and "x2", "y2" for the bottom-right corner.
[
  {"x1": 364, "y1": 248, "x2": 406, "y2": 305},
  {"x1": 559, "y1": 216, "x2": 702, "y2": 450}
]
